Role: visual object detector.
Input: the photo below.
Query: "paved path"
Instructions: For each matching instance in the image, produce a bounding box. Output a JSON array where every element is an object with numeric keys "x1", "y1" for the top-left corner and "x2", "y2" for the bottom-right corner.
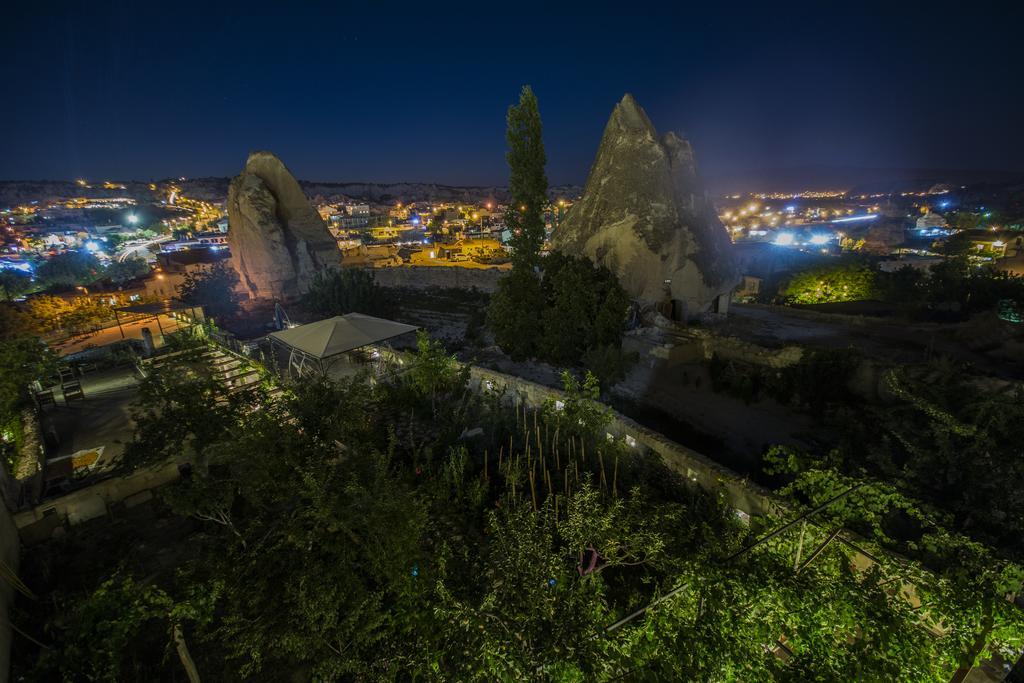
[{"x1": 53, "y1": 315, "x2": 186, "y2": 356}]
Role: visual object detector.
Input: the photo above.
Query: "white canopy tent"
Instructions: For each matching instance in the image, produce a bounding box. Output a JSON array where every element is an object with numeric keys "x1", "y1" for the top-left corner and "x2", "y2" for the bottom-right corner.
[{"x1": 268, "y1": 313, "x2": 418, "y2": 379}]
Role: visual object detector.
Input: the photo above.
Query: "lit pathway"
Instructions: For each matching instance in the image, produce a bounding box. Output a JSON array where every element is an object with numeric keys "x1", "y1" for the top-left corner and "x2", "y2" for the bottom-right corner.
[{"x1": 52, "y1": 315, "x2": 186, "y2": 356}]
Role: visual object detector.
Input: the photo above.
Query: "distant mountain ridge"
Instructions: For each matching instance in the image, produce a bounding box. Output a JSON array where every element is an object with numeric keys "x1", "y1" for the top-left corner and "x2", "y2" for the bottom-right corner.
[
  {"x1": 0, "y1": 178, "x2": 583, "y2": 207},
  {"x1": 5, "y1": 166, "x2": 1023, "y2": 206},
  {"x1": 705, "y1": 166, "x2": 1024, "y2": 195}
]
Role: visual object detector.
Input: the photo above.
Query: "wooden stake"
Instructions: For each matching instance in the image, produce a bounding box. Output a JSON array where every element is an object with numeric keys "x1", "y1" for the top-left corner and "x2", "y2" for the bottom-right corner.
[
  {"x1": 529, "y1": 470, "x2": 538, "y2": 511},
  {"x1": 612, "y1": 455, "x2": 618, "y2": 498}
]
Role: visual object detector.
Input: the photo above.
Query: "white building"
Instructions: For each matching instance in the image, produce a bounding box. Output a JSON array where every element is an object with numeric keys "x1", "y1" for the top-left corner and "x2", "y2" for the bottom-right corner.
[{"x1": 916, "y1": 211, "x2": 947, "y2": 231}]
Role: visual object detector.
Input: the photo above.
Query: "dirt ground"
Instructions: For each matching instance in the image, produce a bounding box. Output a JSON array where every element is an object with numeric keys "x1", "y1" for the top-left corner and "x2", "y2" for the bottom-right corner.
[{"x1": 725, "y1": 304, "x2": 1024, "y2": 379}]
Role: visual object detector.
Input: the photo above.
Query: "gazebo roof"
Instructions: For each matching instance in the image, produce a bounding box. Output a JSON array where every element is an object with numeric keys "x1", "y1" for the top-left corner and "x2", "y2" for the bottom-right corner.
[{"x1": 268, "y1": 313, "x2": 418, "y2": 360}]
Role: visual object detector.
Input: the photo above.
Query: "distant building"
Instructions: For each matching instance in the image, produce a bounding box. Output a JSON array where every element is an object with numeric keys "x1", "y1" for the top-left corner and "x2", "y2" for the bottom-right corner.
[
  {"x1": 338, "y1": 214, "x2": 371, "y2": 229},
  {"x1": 916, "y1": 211, "x2": 947, "y2": 231},
  {"x1": 161, "y1": 232, "x2": 229, "y2": 252},
  {"x1": 340, "y1": 244, "x2": 402, "y2": 268}
]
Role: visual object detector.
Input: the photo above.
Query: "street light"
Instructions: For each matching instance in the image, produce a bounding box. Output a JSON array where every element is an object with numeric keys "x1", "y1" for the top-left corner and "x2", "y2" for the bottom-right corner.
[{"x1": 126, "y1": 214, "x2": 140, "y2": 225}]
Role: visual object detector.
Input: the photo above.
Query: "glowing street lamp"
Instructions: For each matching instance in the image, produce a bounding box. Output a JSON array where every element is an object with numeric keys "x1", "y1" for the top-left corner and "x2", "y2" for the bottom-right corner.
[{"x1": 126, "y1": 213, "x2": 140, "y2": 225}]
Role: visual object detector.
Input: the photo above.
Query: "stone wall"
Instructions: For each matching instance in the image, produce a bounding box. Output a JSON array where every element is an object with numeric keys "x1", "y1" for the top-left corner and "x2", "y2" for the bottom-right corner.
[
  {"x1": 14, "y1": 408, "x2": 45, "y2": 506},
  {"x1": 14, "y1": 460, "x2": 183, "y2": 542},
  {"x1": 466, "y1": 366, "x2": 784, "y2": 521},
  {"x1": 700, "y1": 334, "x2": 804, "y2": 368},
  {"x1": 623, "y1": 330, "x2": 802, "y2": 370},
  {"x1": 372, "y1": 265, "x2": 505, "y2": 293}
]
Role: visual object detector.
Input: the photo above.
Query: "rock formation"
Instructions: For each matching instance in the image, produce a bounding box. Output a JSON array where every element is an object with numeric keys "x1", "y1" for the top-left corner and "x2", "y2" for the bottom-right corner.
[
  {"x1": 554, "y1": 94, "x2": 738, "y2": 317},
  {"x1": 227, "y1": 151, "x2": 339, "y2": 301}
]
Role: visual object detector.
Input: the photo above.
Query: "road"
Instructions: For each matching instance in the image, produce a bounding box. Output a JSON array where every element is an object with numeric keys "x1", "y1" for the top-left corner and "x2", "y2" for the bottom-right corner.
[{"x1": 117, "y1": 235, "x2": 172, "y2": 262}]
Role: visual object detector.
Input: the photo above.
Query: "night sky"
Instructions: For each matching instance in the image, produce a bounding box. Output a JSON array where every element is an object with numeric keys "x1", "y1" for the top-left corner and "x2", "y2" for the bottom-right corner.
[{"x1": 2, "y1": 1, "x2": 1022, "y2": 187}]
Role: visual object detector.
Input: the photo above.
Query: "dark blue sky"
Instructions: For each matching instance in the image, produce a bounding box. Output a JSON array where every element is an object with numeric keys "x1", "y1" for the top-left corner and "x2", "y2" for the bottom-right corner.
[{"x1": 2, "y1": 1, "x2": 1021, "y2": 185}]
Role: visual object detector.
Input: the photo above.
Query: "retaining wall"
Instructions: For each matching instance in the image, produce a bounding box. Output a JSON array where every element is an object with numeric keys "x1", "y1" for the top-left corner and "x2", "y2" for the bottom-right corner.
[
  {"x1": 466, "y1": 366, "x2": 784, "y2": 521},
  {"x1": 372, "y1": 265, "x2": 505, "y2": 292},
  {"x1": 14, "y1": 460, "x2": 182, "y2": 541}
]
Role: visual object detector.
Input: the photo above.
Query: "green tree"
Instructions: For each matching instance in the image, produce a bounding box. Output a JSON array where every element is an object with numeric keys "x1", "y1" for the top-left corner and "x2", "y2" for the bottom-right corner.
[
  {"x1": 0, "y1": 303, "x2": 37, "y2": 340},
  {"x1": 538, "y1": 253, "x2": 630, "y2": 367},
  {"x1": 121, "y1": 349, "x2": 268, "y2": 472},
  {"x1": 36, "y1": 574, "x2": 216, "y2": 682},
  {"x1": 877, "y1": 264, "x2": 927, "y2": 305},
  {"x1": 177, "y1": 262, "x2": 241, "y2": 321},
  {"x1": 487, "y1": 266, "x2": 544, "y2": 359},
  {"x1": 407, "y1": 330, "x2": 467, "y2": 416},
  {"x1": 783, "y1": 261, "x2": 877, "y2": 304},
  {"x1": 104, "y1": 257, "x2": 150, "y2": 283},
  {"x1": 949, "y1": 211, "x2": 981, "y2": 232},
  {"x1": 941, "y1": 231, "x2": 975, "y2": 258},
  {"x1": 0, "y1": 270, "x2": 32, "y2": 301},
  {"x1": 303, "y1": 268, "x2": 389, "y2": 318},
  {"x1": 25, "y1": 295, "x2": 73, "y2": 332},
  {"x1": 35, "y1": 251, "x2": 102, "y2": 289},
  {"x1": 487, "y1": 86, "x2": 549, "y2": 359},
  {"x1": 0, "y1": 336, "x2": 56, "y2": 472},
  {"x1": 505, "y1": 85, "x2": 548, "y2": 270}
]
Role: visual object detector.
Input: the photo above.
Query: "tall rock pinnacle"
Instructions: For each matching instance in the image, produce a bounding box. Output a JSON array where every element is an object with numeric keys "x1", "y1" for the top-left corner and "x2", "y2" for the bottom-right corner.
[
  {"x1": 554, "y1": 94, "x2": 738, "y2": 317},
  {"x1": 227, "y1": 151, "x2": 339, "y2": 301}
]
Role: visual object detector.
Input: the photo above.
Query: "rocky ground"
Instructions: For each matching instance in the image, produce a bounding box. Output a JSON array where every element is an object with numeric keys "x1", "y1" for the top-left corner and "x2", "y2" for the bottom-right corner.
[{"x1": 726, "y1": 303, "x2": 1024, "y2": 379}]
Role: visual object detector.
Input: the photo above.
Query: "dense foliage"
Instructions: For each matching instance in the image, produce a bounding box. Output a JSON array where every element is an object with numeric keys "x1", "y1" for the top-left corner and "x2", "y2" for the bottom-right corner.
[
  {"x1": 487, "y1": 265, "x2": 544, "y2": 358},
  {"x1": 103, "y1": 256, "x2": 151, "y2": 283},
  {"x1": 488, "y1": 85, "x2": 548, "y2": 360},
  {"x1": 16, "y1": 340, "x2": 1023, "y2": 680},
  {"x1": 832, "y1": 365, "x2": 1024, "y2": 559},
  {"x1": 0, "y1": 270, "x2": 32, "y2": 301},
  {"x1": 34, "y1": 251, "x2": 103, "y2": 289},
  {"x1": 302, "y1": 267, "x2": 390, "y2": 318},
  {"x1": 783, "y1": 260, "x2": 876, "y2": 304},
  {"x1": 504, "y1": 85, "x2": 548, "y2": 271},
  {"x1": 0, "y1": 335, "x2": 55, "y2": 472},
  {"x1": 781, "y1": 255, "x2": 1024, "y2": 315},
  {"x1": 490, "y1": 253, "x2": 633, "y2": 386},
  {"x1": 712, "y1": 345, "x2": 1024, "y2": 565},
  {"x1": 177, "y1": 262, "x2": 242, "y2": 321},
  {"x1": 25, "y1": 294, "x2": 117, "y2": 335}
]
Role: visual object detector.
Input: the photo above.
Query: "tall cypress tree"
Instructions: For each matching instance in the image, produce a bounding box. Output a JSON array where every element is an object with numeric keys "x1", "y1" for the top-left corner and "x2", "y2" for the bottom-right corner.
[
  {"x1": 487, "y1": 86, "x2": 549, "y2": 358},
  {"x1": 505, "y1": 86, "x2": 548, "y2": 269}
]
